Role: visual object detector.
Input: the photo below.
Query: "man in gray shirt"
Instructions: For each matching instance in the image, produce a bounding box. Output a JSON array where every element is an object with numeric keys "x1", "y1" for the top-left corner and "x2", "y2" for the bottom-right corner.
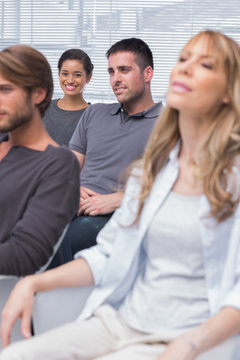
[
  {"x1": 0, "y1": 45, "x2": 80, "y2": 275},
  {"x1": 64, "y1": 38, "x2": 161, "y2": 258}
]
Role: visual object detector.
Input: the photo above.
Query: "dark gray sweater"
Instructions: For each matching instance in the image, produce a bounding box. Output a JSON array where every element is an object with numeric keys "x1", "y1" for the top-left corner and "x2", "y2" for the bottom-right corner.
[{"x1": 0, "y1": 139, "x2": 80, "y2": 275}]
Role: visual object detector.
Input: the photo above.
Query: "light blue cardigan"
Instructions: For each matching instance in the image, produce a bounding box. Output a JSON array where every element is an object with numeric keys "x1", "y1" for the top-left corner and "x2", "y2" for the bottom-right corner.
[{"x1": 76, "y1": 143, "x2": 240, "y2": 321}]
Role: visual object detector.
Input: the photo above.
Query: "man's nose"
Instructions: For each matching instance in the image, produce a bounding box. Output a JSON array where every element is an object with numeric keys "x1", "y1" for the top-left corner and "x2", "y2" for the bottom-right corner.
[{"x1": 113, "y1": 71, "x2": 122, "y2": 83}]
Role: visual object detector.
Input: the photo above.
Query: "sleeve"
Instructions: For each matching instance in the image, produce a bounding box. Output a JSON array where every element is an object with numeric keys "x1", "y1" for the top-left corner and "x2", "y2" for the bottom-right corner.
[
  {"x1": 221, "y1": 202, "x2": 240, "y2": 310},
  {"x1": 217, "y1": 164, "x2": 240, "y2": 310},
  {"x1": 75, "y1": 169, "x2": 142, "y2": 285},
  {"x1": 0, "y1": 150, "x2": 80, "y2": 276},
  {"x1": 69, "y1": 106, "x2": 90, "y2": 154}
]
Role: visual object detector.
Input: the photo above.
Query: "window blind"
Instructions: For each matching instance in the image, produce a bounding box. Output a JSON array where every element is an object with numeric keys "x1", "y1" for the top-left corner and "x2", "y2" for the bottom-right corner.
[{"x1": 0, "y1": 0, "x2": 240, "y2": 103}]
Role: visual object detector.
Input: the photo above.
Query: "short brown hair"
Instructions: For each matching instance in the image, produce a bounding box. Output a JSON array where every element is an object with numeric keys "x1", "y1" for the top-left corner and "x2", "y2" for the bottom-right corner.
[
  {"x1": 106, "y1": 38, "x2": 154, "y2": 71},
  {"x1": 0, "y1": 45, "x2": 53, "y2": 117}
]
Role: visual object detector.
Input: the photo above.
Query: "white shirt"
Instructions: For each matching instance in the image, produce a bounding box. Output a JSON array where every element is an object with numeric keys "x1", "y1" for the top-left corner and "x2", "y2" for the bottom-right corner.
[
  {"x1": 76, "y1": 143, "x2": 240, "y2": 323},
  {"x1": 119, "y1": 191, "x2": 210, "y2": 335}
]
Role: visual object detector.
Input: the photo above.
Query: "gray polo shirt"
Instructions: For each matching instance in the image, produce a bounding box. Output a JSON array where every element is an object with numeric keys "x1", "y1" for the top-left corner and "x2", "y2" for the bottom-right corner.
[{"x1": 69, "y1": 102, "x2": 161, "y2": 194}]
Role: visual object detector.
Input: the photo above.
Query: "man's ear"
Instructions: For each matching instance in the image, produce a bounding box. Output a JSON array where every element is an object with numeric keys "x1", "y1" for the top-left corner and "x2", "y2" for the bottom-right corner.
[
  {"x1": 32, "y1": 88, "x2": 47, "y2": 105},
  {"x1": 144, "y1": 65, "x2": 153, "y2": 83}
]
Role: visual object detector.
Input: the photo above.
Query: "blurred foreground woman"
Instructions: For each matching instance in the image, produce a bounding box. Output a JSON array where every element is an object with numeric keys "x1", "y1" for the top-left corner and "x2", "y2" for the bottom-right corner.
[{"x1": 1, "y1": 30, "x2": 240, "y2": 360}]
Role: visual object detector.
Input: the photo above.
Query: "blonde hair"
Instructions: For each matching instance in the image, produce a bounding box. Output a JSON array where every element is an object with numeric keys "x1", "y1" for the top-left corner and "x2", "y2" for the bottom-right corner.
[{"x1": 135, "y1": 30, "x2": 240, "y2": 223}]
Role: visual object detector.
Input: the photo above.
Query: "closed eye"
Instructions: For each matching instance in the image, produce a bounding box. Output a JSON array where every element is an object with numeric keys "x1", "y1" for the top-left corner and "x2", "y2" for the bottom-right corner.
[
  {"x1": 178, "y1": 56, "x2": 187, "y2": 62},
  {"x1": 201, "y1": 63, "x2": 213, "y2": 70}
]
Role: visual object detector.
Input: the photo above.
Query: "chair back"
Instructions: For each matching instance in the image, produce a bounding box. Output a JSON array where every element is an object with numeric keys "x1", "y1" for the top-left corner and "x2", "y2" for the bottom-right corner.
[
  {"x1": 0, "y1": 224, "x2": 69, "y2": 348},
  {"x1": 33, "y1": 285, "x2": 93, "y2": 334}
]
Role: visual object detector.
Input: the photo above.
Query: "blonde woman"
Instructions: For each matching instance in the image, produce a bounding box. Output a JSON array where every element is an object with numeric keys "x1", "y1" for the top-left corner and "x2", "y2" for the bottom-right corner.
[{"x1": 1, "y1": 30, "x2": 240, "y2": 360}]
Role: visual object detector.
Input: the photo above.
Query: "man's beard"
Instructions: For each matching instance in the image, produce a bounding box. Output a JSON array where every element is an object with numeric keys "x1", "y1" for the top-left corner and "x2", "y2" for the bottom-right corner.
[{"x1": 0, "y1": 94, "x2": 34, "y2": 133}]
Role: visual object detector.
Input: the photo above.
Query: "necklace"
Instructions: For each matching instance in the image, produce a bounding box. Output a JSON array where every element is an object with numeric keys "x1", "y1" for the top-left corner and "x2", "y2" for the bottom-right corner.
[{"x1": 57, "y1": 98, "x2": 88, "y2": 111}]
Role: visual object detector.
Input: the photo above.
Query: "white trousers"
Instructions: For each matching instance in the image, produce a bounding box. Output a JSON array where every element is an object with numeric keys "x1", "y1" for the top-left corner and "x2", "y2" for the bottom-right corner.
[{"x1": 0, "y1": 305, "x2": 239, "y2": 360}]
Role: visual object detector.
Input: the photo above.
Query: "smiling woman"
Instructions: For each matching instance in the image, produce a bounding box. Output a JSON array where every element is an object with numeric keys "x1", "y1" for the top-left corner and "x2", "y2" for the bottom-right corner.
[{"x1": 43, "y1": 48, "x2": 94, "y2": 146}]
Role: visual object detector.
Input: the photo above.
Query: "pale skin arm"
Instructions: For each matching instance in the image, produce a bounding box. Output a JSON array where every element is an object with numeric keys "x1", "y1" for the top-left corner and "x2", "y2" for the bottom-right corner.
[
  {"x1": 158, "y1": 307, "x2": 240, "y2": 360},
  {"x1": 0, "y1": 258, "x2": 93, "y2": 348}
]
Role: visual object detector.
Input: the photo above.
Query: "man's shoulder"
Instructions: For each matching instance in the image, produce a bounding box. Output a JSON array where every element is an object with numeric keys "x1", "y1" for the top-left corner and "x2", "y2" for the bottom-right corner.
[
  {"x1": 46, "y1": 144, "x2": 77, "y2": 160},
  {"x1": 83, "y1": 102, "x2": 120, "y2": 118},
  {"x1": 44, "y1": 145, "x2": 80, "y2": 174},
  {"x1": 89, "y1": 102, "x2": 119, "y2": 109},
  {"x1": 143, "y1": 101, "x2": 162, "y2": 119}
]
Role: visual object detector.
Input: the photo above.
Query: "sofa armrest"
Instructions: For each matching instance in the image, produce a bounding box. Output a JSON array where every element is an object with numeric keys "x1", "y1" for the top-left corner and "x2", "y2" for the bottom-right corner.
[{"x1": 32, "y1": 285, "x2": 94, "y2": 334}]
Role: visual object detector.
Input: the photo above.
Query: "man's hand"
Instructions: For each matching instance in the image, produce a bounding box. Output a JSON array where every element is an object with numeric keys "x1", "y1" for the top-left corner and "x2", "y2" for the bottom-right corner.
[
  {"x1": 1, "y1": 277, "x2": 35, "y2": 348},
  {"x1": 77, "y1": 186, "x2": 99, "y2": 216},
  {"x1": 78, "y1": 189, "x2": 123, "y2": 216},
  {"x1": 158, "y1": 338, "x2": 197, "y2": 360},
  {"x1": 80, "y1": 186, "x2": 99, "y2": 200}
]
